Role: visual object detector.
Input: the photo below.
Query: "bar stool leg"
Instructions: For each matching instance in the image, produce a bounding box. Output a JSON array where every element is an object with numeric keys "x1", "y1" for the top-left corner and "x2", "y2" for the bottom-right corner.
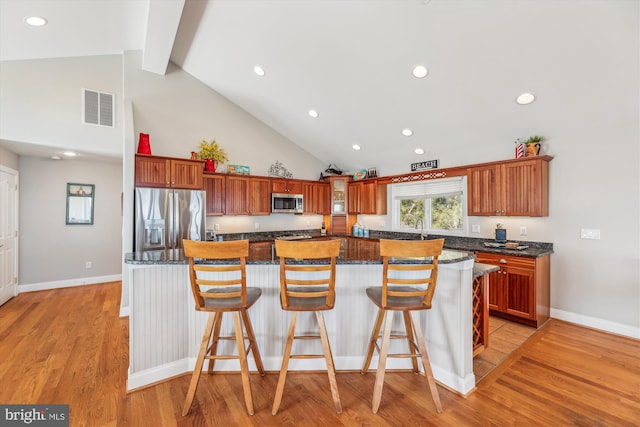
[
  {"x1": 272, "y1": 312, "x2": 298, "y2": 415},
  {"x1": 183, "y1": 313, "x2": 216, "y2": 416},
  {"x1": 409, "y1": 311, "x2": 442, "y2": 413},
  {"x1": 241, "y1": 309, "x2": 265, "y2": 375},
  {"x1": 233, "y1": 312, "x2": 254, "y2": 415},
  {"x1": 372, "y1": 311, "x2": 394, "y2": 414},
  {"x1": 361, "y1": 308, "x2": 385, "y2": 374},
  {"x1": 207, "y1": 312, "x2": 223, "y2": 374},
  {"x1": 402, "y1": 311, "x2": 420, "y2": 374},
  {"x1": 316, "y1": 311, "x2": 342, "y2": 414}
]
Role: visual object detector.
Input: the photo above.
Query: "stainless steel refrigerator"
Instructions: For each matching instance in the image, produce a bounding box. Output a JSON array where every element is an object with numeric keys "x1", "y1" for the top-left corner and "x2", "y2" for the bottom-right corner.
[{"x1": 134, "y1": 187, "x2": 206, "y2": 252}]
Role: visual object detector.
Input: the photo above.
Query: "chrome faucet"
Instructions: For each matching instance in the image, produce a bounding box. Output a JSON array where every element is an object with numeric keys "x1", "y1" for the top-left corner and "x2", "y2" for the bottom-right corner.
[{"x1": 414, "y1": 218, "x2": 426, "y2": 240}]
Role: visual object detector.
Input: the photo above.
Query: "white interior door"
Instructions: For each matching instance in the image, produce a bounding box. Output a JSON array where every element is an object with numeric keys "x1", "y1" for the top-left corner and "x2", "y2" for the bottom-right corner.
[{"x1": 0, "y1": 167, "x2": 18, "y2": 306}]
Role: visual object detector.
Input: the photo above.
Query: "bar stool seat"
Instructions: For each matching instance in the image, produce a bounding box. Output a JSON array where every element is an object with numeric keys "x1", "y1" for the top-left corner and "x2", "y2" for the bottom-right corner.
[
  {"x1": 361, "y1": 238, "x2": 445, "y2": 414},
  {"x1": 182, "y1": 239, "x2": 264, "y2": 416},
  {"x1": 271, "y1": 238, "x2": 342, "y2": 415}
]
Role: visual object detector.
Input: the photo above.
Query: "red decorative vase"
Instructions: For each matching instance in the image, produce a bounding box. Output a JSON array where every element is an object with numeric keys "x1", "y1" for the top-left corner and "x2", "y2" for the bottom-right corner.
[
  {"x1": 204, "y1": 159, "x2": 215, "y2": 172},
  {"x1": 137, "y1": 133, "x2": 151, "y2": 155}
]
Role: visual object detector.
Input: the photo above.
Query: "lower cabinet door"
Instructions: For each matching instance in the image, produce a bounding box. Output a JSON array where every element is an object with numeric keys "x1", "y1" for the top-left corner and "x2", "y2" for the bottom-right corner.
[{"x1": 503, "y1": 267, "x2": 536, "y2": 320}]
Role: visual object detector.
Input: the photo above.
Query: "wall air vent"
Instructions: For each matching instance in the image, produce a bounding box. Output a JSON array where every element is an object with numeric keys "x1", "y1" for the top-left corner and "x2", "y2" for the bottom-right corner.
[{"x1": 83, "y1": 88, "x2": 114, "y2": 127}]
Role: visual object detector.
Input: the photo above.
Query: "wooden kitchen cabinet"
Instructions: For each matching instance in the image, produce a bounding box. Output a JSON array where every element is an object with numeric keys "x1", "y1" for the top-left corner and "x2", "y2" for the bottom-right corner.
[
  {"x1": 467, "y1": 156, "x2": 551, "y2": 216},
  {"x1": 135, "y1": 155, "x2": 203, "y2": 189},
  {"x1": 302, "y1": 181, "x2": 330, "y2": 215},
  {"x1": 348, "y1": 180, "x2": 387, "y2": 214},
  {"x1": 328, "y1": 176, "x2": 349, "y2": 233},
  {"x1": 202, "y1": 173, "x2": 225, "y2": 215},
  {"x1": 271, "y1": 178, "x2": 302, "y2": 194},
  {"x1": 225, "y1": 176, "x2": 271, "y2": 215},
  {"x1": 475, "y1": 252, "x2": 550, "y2": 328}
]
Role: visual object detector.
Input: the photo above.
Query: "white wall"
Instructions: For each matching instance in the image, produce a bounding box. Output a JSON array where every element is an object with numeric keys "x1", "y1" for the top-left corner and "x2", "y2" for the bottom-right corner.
[
  {"x1": 124, "y1": 51, "x2": 326, "y2": 179},
  {"x1": 19, "y1": 156, "x2": 122, "y2": 288},
  {"x1": 0, "y1": 145, "x2": 19, "y2": 170},
  {"x1": 0, "y1": 56, "x2": 123, "y2": 158}
]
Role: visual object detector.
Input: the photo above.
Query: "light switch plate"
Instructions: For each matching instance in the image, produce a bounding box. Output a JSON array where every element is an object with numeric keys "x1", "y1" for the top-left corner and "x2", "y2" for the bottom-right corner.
[
  {"x1": 471, "y1": 225, "x2": 480, "y2": 233},
  {"x1": 580, "y1": 228, "x2": 601, "y2": 239},
  {"x1": 520, "y1": 226, "x2": 527, "y2": 236}
]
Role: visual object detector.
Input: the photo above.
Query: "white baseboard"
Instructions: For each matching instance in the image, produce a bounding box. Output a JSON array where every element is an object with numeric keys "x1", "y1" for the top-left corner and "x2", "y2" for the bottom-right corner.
[
  {"x1": 19, "y1": 274, "x2": 122, "y2": 293},
  {"x1": 551, "y1": 308, "x2": 640, "y2": 339}
]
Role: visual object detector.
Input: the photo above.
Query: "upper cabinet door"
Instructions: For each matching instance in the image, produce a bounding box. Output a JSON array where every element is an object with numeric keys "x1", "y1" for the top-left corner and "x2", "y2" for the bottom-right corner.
[
  {"x1": 467, "y1": 164, "x2": 502, "y2": 216},
  {"x1": 502, "y1": 159, "x2": 549, "y2": 216},
  {"x1": 135, "y1": 155, "x2": 171, "y2": 188},
  {"x1": 225, "y1": 175, "x2": 250, "y2": 215},
  {"x1": 249, "y1": 177, "x2": 271, "y2": 215},
  {"x1": 171, "y1": 159, "x2": 204, "y2": 190},
  {"x1": 203, "y1": 174, "x2": 226, "y2": 215}
]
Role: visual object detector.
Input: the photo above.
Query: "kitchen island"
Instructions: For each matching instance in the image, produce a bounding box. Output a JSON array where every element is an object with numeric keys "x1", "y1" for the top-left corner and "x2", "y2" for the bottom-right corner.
[{"x1": 125, "y1": 236, "x2": 489, "y2": 396}]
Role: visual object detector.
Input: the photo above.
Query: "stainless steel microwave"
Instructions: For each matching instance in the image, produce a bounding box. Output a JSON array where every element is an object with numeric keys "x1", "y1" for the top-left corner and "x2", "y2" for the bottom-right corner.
[{"x1": 271, "y1": 193, "x2": 304, "y2": 213}]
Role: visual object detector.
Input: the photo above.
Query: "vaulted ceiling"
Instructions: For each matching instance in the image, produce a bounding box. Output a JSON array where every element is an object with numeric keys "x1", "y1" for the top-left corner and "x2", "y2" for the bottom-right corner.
[{"x1": 1, "y1": 0, "x2": 634, "y2": 173}]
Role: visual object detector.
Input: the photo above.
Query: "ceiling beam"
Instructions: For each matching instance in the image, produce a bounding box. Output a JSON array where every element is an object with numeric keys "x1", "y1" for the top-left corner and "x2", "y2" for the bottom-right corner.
[{"x1": 142, "y1": 0, "x2": 185, "y2": 75}]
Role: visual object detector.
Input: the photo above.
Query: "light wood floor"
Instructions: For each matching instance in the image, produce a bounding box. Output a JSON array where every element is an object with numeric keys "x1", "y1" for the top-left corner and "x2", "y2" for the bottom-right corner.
[
  {"x1": 473, "y1": 316, "x2": 537, "y2": 381},
  {"x1": 1, "y1": 281, "x2": 639, "y2": 426}
]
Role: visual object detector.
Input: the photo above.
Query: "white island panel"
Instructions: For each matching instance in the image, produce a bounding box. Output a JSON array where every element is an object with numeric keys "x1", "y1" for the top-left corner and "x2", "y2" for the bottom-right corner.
[{"x1": 128, "y1": 259, "x2": 475, "y2": 395}]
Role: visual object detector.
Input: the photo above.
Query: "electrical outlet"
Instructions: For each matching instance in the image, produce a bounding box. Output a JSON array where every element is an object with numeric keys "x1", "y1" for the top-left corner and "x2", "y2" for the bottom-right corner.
[
  {"x1": 214, "y1": 223, "x2": 220, "y2": 231},
  {"x1": 520, "y1": 226, "x2": 527, "y2": 236},
  {"x1": 254, "y1": 222, "x2": 260, "y2": 230},
  {"x1": 85, "y1": 261, "x2": 92, "y2": 269},
  {"x1": 471, "y1": 225, "x2": 480, "y2": 233},
  {"x1": 580, "y1": 228, "x2": 601, "y2": 239}
]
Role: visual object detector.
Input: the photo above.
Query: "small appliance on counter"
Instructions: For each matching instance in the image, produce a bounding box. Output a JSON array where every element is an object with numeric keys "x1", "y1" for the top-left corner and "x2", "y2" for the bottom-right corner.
[{"x1": 495, "y1": 223, "x2": 507, "y2": 242}]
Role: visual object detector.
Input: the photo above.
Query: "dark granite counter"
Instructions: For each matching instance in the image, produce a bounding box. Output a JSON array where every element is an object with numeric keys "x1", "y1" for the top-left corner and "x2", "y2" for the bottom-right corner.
[
  {"x1": 473, "y1": 262, "x2": 500, "y2": 278},
  {"x1": 124, "y1": 230, "x2": 552, "y2": 266},
  {"x1": 124, "y1": 237, "x2": 472, "y2": 265}
]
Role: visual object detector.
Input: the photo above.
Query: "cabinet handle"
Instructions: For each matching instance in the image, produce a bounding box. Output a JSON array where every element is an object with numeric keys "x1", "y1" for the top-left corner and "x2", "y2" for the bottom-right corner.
[{"x1": 499, "y1": 259, "x2": 507, "y2": 264}]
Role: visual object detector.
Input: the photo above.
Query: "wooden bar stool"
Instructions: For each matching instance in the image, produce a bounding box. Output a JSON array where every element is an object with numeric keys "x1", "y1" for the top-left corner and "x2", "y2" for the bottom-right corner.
[
  {"x1": 182, "y1": 239, "x2": 265, "y2": 416},
  {"x1": 361, "y1": 238, "x2": 445, "y2": 414},
  {"x1": 271, "y1": 239, "x2": 342, "y2": 415}
]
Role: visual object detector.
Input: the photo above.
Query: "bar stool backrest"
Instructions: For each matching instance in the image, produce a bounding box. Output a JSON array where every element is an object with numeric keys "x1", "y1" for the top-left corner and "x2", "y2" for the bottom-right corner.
[
  {"x1": 379, "y1": 239, "x2": 445, "y2": 309},
  {"x1": 183, "y1": 239, "x2": 250, "y2": 310},
  {"x1": 275, "y1": 239, "x2": 341, "y2": 309}
]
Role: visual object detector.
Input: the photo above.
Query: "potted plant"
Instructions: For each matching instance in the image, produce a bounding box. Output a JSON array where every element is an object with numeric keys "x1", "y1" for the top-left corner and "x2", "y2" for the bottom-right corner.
[
  {"x1": 524, "y1": 135, "x2": 544, "y2": 156},
  {"x1": 197, "y1": 139, "x2": 228, "y2": 172}
]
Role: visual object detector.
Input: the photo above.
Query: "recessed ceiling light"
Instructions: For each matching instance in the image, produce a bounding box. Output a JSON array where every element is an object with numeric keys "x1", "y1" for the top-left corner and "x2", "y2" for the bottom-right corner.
[
  {"x1": 25, "y1": 16, "x2": 47, "y2": 27},
  {"x1": 402, "y1": 128, "x2": 413, "y2": 137},
  {"x1": 352, "y1": 144, "x2": 361, "y2": 151},
  {"x1": 412, "y1": 65, "x2": 429, "y2": 78},
  {"x1": 414, "y1": 148, "x2": 425, "y2": 155},
  {"x1": 516, "y1": 93, "x2": 536, "y2": 105},
  {"x1": 308, "y1": 109, "x2": 319, "y2": 118},
  {"x1": 253, "y1": 65, "x2": 265, "y2": 77},
  {"x1": 63, "y1": 151, "x2": 77, "y2": 157},
  {"x1": 50, "y1": 155, "x2": 62, "y2": 160}
]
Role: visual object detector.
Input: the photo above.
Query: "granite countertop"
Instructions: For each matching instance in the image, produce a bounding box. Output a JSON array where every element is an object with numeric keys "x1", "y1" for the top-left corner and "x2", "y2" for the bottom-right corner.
[
  {"x1": 125, "y1": 237, "x2": 473, "y2": 266},
  {"x1": 125, "y1": 230, "x2": 553, "y2": 266},
  {"x1": 473, "y1": 262, "x2": 500, "y2": 278}
]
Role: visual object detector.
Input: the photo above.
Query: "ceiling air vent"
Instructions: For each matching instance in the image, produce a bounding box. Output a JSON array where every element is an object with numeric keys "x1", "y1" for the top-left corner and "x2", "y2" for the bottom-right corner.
[{"x1": 83, "y1": 88, "x2": 114, "y2": 127}]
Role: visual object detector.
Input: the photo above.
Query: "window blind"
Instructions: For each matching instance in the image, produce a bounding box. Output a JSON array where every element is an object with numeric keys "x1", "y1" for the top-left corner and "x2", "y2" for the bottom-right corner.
[{"x1": 392, "y1": 177, "x2": 463, "y2": 199}]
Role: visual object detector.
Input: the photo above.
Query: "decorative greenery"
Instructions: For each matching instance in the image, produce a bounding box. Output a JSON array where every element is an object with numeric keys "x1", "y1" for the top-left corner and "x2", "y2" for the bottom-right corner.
[
  {"x1": 525, "y1": 135, "x2": 544, "y2": 144},
  {"x1": 197, "y1": 139, "x2": 228, "y2": 164}
]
